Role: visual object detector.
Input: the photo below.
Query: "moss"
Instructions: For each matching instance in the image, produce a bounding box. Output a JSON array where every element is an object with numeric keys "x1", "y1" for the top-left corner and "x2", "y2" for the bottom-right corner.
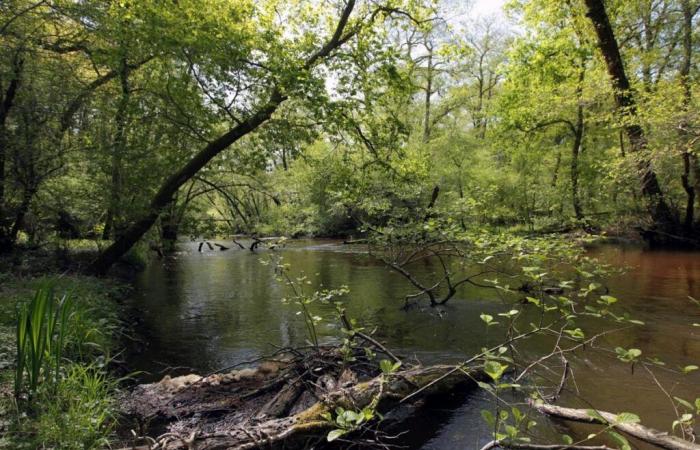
[{"x1": 295, "y1": 402, "x2": 328, "y2": 422}]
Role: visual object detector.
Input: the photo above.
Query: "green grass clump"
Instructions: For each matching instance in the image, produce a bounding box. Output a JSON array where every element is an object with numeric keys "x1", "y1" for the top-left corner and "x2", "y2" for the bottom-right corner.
[
  {"x1": 34, "y1": 363, "x2": 118, "y2": 449},
  {"x1": 15, "y1": 287, "x2": 73, "y2": 400}
]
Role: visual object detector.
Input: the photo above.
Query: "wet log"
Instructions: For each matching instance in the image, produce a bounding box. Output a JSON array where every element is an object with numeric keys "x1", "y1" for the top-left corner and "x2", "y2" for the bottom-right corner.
[
  {"x1": 532, "y1": 401, "x2": 700, "y2": 450},
  {"x1": 121, "y1": 363, "x2": 486, "y2": 450}
]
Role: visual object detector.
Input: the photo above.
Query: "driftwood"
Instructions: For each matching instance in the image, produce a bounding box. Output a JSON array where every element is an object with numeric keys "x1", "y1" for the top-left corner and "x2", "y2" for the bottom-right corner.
[
  {"x1": 119, "y1": 348, "x2": 486, "y2": 450},
  {"x1": 480, "y1": 442, "x2": 614, "y2": 450},
  {"x1": 532, "y1": 401, "x2": 700, "y2": 450}
]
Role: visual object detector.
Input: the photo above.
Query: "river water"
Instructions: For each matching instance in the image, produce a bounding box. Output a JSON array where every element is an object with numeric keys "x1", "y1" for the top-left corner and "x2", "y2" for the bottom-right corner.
[{"x1": 126, "y1": 240, "x2": 700, "y2": 449}]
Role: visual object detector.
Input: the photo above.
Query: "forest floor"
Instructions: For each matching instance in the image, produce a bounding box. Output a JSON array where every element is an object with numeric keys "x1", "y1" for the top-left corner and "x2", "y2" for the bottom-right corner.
[{"x1": 0, "y1": 245, "x2": 135, "y2": 449}]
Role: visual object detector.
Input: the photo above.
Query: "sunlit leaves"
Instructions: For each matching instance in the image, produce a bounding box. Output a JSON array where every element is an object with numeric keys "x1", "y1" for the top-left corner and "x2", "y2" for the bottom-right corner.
[
  {"x1": 484, "y1": 360, "x2": 508, "y2": 382},
  {"x1": 615, "y1": 347, "x2": 642, "y2": 363}
]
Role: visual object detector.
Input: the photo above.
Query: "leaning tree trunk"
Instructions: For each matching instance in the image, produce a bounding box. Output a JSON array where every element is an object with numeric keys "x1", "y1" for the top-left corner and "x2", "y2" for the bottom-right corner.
[
  {"x1": 89, "y1": 94, "x2": 285, "y2": 274},
  {"x1": 583, "y1": 0, "x2": 677, "y2": 230},
  {"x1": 89, "y1": 0, "x2": 357, "y2": 275}
]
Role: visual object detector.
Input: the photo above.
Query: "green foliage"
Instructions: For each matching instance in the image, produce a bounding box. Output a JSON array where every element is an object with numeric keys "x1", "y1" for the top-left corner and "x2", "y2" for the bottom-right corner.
[
  {"x1": 0, "y1": 275, "x2": 124, "y2": 449},
  {"x1": 323, "y1": 406, "x2": 376, "y2": 442},
  {"x1": 615, "y1": 347, "x2": 642, "y2": 363},
  {"x1": 379, "y1": 359, "x2": 402, "y2": 375},
  {"x1": 15, "y1": 287, "x2": 73, "y2": 400},
  {"x1": 34, "y1": 363, "x2": 117, "y2": 450},
  {"x1": 270, "y1": 255, "x2": 349, "y2": 347},
  {"x1": 484, "y1": 360, "x2": 508, "y2": 382}
]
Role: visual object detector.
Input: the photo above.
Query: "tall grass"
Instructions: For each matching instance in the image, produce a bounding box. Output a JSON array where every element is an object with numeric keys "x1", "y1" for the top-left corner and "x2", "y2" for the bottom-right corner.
[
  {"x1": 36, "y1": 363, "x2": 118, "y2": 449},
  {"x1": 15, "y1": 286, "x2": 73, "y2": 400}
]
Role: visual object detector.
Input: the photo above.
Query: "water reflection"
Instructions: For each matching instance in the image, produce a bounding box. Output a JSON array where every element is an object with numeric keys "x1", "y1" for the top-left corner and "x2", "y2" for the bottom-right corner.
[{"x1": 127, "y1": 240, "x2": 700, "y2": 448}]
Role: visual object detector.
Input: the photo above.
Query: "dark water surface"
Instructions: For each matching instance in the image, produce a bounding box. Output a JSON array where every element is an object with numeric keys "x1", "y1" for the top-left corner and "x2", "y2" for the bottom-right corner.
[{"x1": 126, "y1": 240, "x2": 700, "y2": 448}]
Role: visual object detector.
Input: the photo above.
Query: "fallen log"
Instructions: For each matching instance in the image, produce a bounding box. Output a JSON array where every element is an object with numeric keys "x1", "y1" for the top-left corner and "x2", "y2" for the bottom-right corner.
[
  {"x1": 531, "y1": 401, "x2": 700, "y2": 450},
  {"x1": 480, "y1": 441, "x2": 614, "y2": 450},
  {"x1": 119, "y1": 354, "x2": 486, "y2": 450}
]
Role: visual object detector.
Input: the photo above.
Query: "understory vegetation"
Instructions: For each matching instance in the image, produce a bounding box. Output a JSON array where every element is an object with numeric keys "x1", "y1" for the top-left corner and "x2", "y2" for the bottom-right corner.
[{"x1": 0, "y1": 274, "x2": 127, "y2": 449}]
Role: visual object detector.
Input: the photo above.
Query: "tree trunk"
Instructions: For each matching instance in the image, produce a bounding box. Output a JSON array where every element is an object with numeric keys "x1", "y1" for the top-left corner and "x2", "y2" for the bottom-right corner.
[
  {"x1": 583, "y1": 0, "x2": 677, "y2": 230},
  {"x1": 679, "y1": 0, "x2": 696, "y2": 231},
  {"x1": 103, "y1": 56, "x2": 130, "y2": 240},
  {"x1": 160, "y1": 199, "x2": 180, "y2": 252},
  {"x1": 89, "y1": 92, "x2": 286, "y2": 274},
  {"x1": 551, "y1": 150, "x2": 561, "y2": 188},
  {"x1": 571, "y1": 70, "x2": 585, "y2": 221},
  {"x1": 90, "y1": 0, "x2": 357, "y2": 274},
  {"x1": 0, "y1": 52, "x2": 24, "y2": 252},
  {"x1": 9, "y1": 186, "x2": 35, "y2": 242},
  {"x1": 423, "y1": 42, "x2": 433, "y2": 142}
]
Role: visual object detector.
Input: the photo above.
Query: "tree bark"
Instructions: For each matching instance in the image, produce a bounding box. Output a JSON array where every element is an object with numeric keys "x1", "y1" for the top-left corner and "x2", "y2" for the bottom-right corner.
[
  {"x1": 571, "y1": 75, "x2": 585, "y2": 221},
  {"x1": 583, "y1": 0, "x2": 677, "y2": 229},
  {"x1": 89, "y1": 0, "x2": 358, "y2": 274},
  {"x1": 0, "y1": 51, "x2": 23, "y2": 251},
  {"x1": 103, "y1": 56, "x2": 130, "y2": 240},
  {"x1": 423, "y1": 42, "x2": 433, "y2": 142},
  {"x1": 679, "y1": 0, "x2": 697, "y2": 231}
]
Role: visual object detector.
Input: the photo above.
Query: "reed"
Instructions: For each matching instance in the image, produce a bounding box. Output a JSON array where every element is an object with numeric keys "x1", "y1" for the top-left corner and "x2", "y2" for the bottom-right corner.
[{"x1": 15, "y1": 286, "x2": 73, "y2": 400}]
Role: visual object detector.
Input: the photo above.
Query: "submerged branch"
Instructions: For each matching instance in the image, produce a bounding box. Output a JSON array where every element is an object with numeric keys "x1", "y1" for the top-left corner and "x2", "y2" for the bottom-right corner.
[{"x1": 531, "y1": 401, "x2": 700, "y2": 450}]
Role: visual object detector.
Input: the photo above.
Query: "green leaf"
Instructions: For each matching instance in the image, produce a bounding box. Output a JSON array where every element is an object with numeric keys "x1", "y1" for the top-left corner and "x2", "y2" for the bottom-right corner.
[
  {"x1": 327, "y1": 429, "x2": 346, "y2": 442},
  {"x1": 599, "y1": 295, "x2": 617, "y2": 305},
  {"x1": 586, "y1": 409, "x2": 607, "y2": 423},
  {"x1": 615, "y1": 412, "x2": 640, "y2": 424},
  {"x1": 477, "y1": 381, "x2": 494, "y2": 393},
  {"x1": 481, "y1": 409, "x2": 495, "y2": 427},
  {"x1": 563, "y1": 328, "x2": 585, "y2": 340},
  {"x1": 681, "y1": 365, "x2": 698, "y2": 374},
  {"x1": 484, "y1": 361, "x2": 508, "y2": 382},
  {"x1": 674, "y1": 397, "x2": 694, "y2": 411},
  {"x1": 379, "y1": 359, "x2": 394, "y2": 374},
  {"x1": 607, "y1": 430, "x2": 631, "y2": 450}
]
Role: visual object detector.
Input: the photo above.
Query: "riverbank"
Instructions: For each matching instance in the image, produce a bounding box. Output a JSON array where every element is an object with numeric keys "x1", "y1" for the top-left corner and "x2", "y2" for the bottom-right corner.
[{"x1": 0, "y1": 249, "x2": 133, "y2": 449}]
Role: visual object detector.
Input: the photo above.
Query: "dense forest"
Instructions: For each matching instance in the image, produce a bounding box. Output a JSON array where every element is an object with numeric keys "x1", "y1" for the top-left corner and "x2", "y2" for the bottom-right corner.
[
  {"x1": 0, "y1": 0, "x2": 699, "y2": 449},
  {"x1": 0, "y1": 0, "x2": 698, "y2": 262}
]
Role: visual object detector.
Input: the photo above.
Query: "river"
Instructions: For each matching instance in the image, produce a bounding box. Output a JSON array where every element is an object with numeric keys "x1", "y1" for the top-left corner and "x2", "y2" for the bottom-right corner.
[{"x1": 125, "y1": 240, "x2": 700, "y2": 449}]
